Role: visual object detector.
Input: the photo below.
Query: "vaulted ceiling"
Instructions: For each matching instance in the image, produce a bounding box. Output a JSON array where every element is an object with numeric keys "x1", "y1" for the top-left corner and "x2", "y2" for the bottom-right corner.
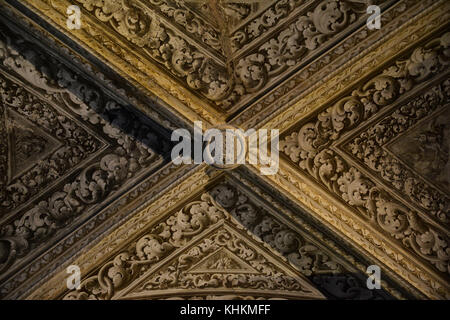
[{"x1": 0, "y1": 0, "x2": 448, "y2": 300}]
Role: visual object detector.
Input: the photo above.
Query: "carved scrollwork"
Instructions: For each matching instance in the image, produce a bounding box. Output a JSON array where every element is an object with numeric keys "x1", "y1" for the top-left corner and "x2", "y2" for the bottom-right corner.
[
  {"x1": 0, "y1": 77, "x2": 103, "y2": 211},
  {"x1": 63, "y1": 191, "x2": 224, "y2": 299},
  {"x1": 348, "y1": 80, "x2": 450, "y2": 223},
  {"x1": 63, "y1": 183, "x2": 387, "y2": 300},
  {"x1": 139, "y1": 228, "x2": 315, "y2": 294},
  {"x1": 72, "y1": 0, "x2": 381, "y2": 110},
  {"x1": 281, "y1": 33, "x2": 450, "y2": 274},
  {"x1": 75, "y1": 0, "x2": 231, "y2": 102},
  {"x1": 230, "y1": 0, "x2": 304, "y2": 52},
  {"x1": 147, "y1": 0, "x2": 222, "y2": 52},
  {"x1": 222, "y1": 0, "x2": 379, "y2": 108},
  {"x1": 0, "y1": 23, "x2": 169, "y2": 274}
]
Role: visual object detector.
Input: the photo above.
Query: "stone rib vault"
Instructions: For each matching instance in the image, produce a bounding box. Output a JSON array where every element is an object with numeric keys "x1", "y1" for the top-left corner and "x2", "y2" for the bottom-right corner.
[{"x1": 0, "y1": 0, "x2": 448, "y2": 299}]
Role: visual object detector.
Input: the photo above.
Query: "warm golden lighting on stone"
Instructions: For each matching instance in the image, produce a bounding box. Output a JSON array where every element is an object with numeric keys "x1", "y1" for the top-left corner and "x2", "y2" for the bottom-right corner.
[{"x1": 0, "y1": 0, "x2": 448, "y2": 301}]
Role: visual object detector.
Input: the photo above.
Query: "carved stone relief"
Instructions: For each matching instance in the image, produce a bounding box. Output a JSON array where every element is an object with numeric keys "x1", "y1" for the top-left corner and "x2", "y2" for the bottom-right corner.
[
  {"x1": 345, "y1": 85, "x2": 450, "y2": 224},
  {"x1": 68, "y1": 0, "x2": 389, "y2": 111},
  {"x1": 119, "y1": 225, "x2": 325, "y2": 300},
  {"x1": 63, "y1": 182, "x2": 402, "y2": 300},
  {"x1": 280, "y1": 32, "x2": 450, "y2": 275},
  {"x1": 0, "y1": 75, "x2": 105, "y2": 213},
  {"x1": 5, "y1": 109, "x2": 61, "y2": 181},
  {"x1": 0, "y1": 0, "x2": 448, "y2": 301},
  {"x1": 387, "y1": 108, "x2": 450, "y2": 194},
  {"x1": 0, "y1": 17, "x2": 173, "y2": 288},
  {"x1": 232, "y1": 0, "x2": 435, "y2": 128}
]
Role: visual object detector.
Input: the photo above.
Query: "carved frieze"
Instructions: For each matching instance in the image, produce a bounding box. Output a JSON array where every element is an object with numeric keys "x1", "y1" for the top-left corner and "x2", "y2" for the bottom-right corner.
[
  {"x1": 345, "y1": 84, "x2": 450, "y2": 223},
  {"x1": 50, "y1": 0, "x2": 390, "y2": 112},
  {"x1": 118, "y1": 225, "x2": 326, "y2": 300},
  {"x1": 280, "y1": 32, "x2": 450, "y2": 275},
  {"x1": 0, "y1": 18, "x2": 172, "y2": 284},
  {"x1": 0, "y1": 75, "x2": 105, "y2": 213},
  {"x1": 0, "y1": 0, "x2": 448, "y2": 301},
  {"x1": 62, "y1": 181, "x2": 404, "y2": 300}
]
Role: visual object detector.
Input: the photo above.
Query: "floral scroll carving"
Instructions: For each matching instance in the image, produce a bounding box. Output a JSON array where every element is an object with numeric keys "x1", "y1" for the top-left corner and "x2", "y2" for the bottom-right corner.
[
  {"x1": 281, "y1": 33, "x2": 450, "y2": 274},
  {"x1": 76, "y1": 0, "x2": 232, "y2": 102},
  {"x1": 133, "y1": 227, "x2": 322, "y2": 299},
  {"x1": 0, "y1": 24, "x2": 169, "y2": 274},
  {"x1": 147, "y1": 0, "x2": 222, "y2": 52},
  {"x1": 0, "y1": 77, "x2": 103, "y2": 211},
  {"x1": 72, "y1": 0, "x2": 380, "y2": 109},
  {"x1": 347, "y1": 84, "x2": 450, "y2": 223},
  {"x1": 230, "y1": 0, "x2": 304, "y2": 52},
  {"x1": 225, "y1": 0, "x2": 381, "y2": 108},
  {"x1": 63, "y1": 183, "x2": 385, "y2": 300}
]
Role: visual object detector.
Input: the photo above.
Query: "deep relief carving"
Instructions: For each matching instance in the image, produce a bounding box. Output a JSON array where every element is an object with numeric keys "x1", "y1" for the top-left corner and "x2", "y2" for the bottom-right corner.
[
  {"x1": 0, "y1": 162, "x2": 187, "y2": 300},
  {"x1": 210, "y1": 184, "x2": 342, "y2": 277},
  {"x1": 230, "y1": 0, "x2": 304, "y2": 52},
  {"x1": 76, "y1": 0, "x2": 232, "y2": 103},
  {"x1": 347, "y1": 83, "x2": 450, "y2": 223},
  {"x1": 232, "y1": 0, "x2": 422, "y2": 127},
  {"x1": 5, "y1": 0, "x2": 448, "y2": 300},
  {"x1": 0, "y1": 77, "x2": 103, "y2": 212},
  {"x1": 224, "y1": 0, "x2": 378, "y2": 108},
  {"x1": 72, "y1": 0, "x2": 379, "y2": 110},
  {"x1": 146, "y1": 0, "x2": 222, "y2": 53},
  {"x1": 281, "y1": 33, "x2": 450, "y2": 274},
  {"x1": 131, "y1": 228, "x2": 322, "y2": 298},
  {"x1": 62, "y1": 191, "x2": 223, "y2": 299},
  {"x1": 0, "y1": 23, "x2": 169, "y2": 274},
  {"x1": 63, "y1": 183, "x2": 384, "y2": 300}
]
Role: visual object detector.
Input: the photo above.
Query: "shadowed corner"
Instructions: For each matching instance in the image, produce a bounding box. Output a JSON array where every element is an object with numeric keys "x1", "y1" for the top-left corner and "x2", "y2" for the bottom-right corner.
[{"x1": 0, "y1": 13, "x2": 179, "y2": 290}]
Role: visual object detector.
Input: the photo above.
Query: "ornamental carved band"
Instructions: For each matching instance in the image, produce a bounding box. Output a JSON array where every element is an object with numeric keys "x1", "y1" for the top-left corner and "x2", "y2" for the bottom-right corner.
[
  {"x1": 0, "y1": 23, "x2": 169, "y2": 275},
  {"x1": 71, "y1": 0, "x2": 386, "y2": 109},
  {"x1": 281, "y1": 32, "x2": 450, "y2": 275},
  {"x1": 63, "y1": 183, "x2": 386, "y2": 300},
  {"x1": 0, "y1": 0, "x2": 449, "y2": 301}
]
